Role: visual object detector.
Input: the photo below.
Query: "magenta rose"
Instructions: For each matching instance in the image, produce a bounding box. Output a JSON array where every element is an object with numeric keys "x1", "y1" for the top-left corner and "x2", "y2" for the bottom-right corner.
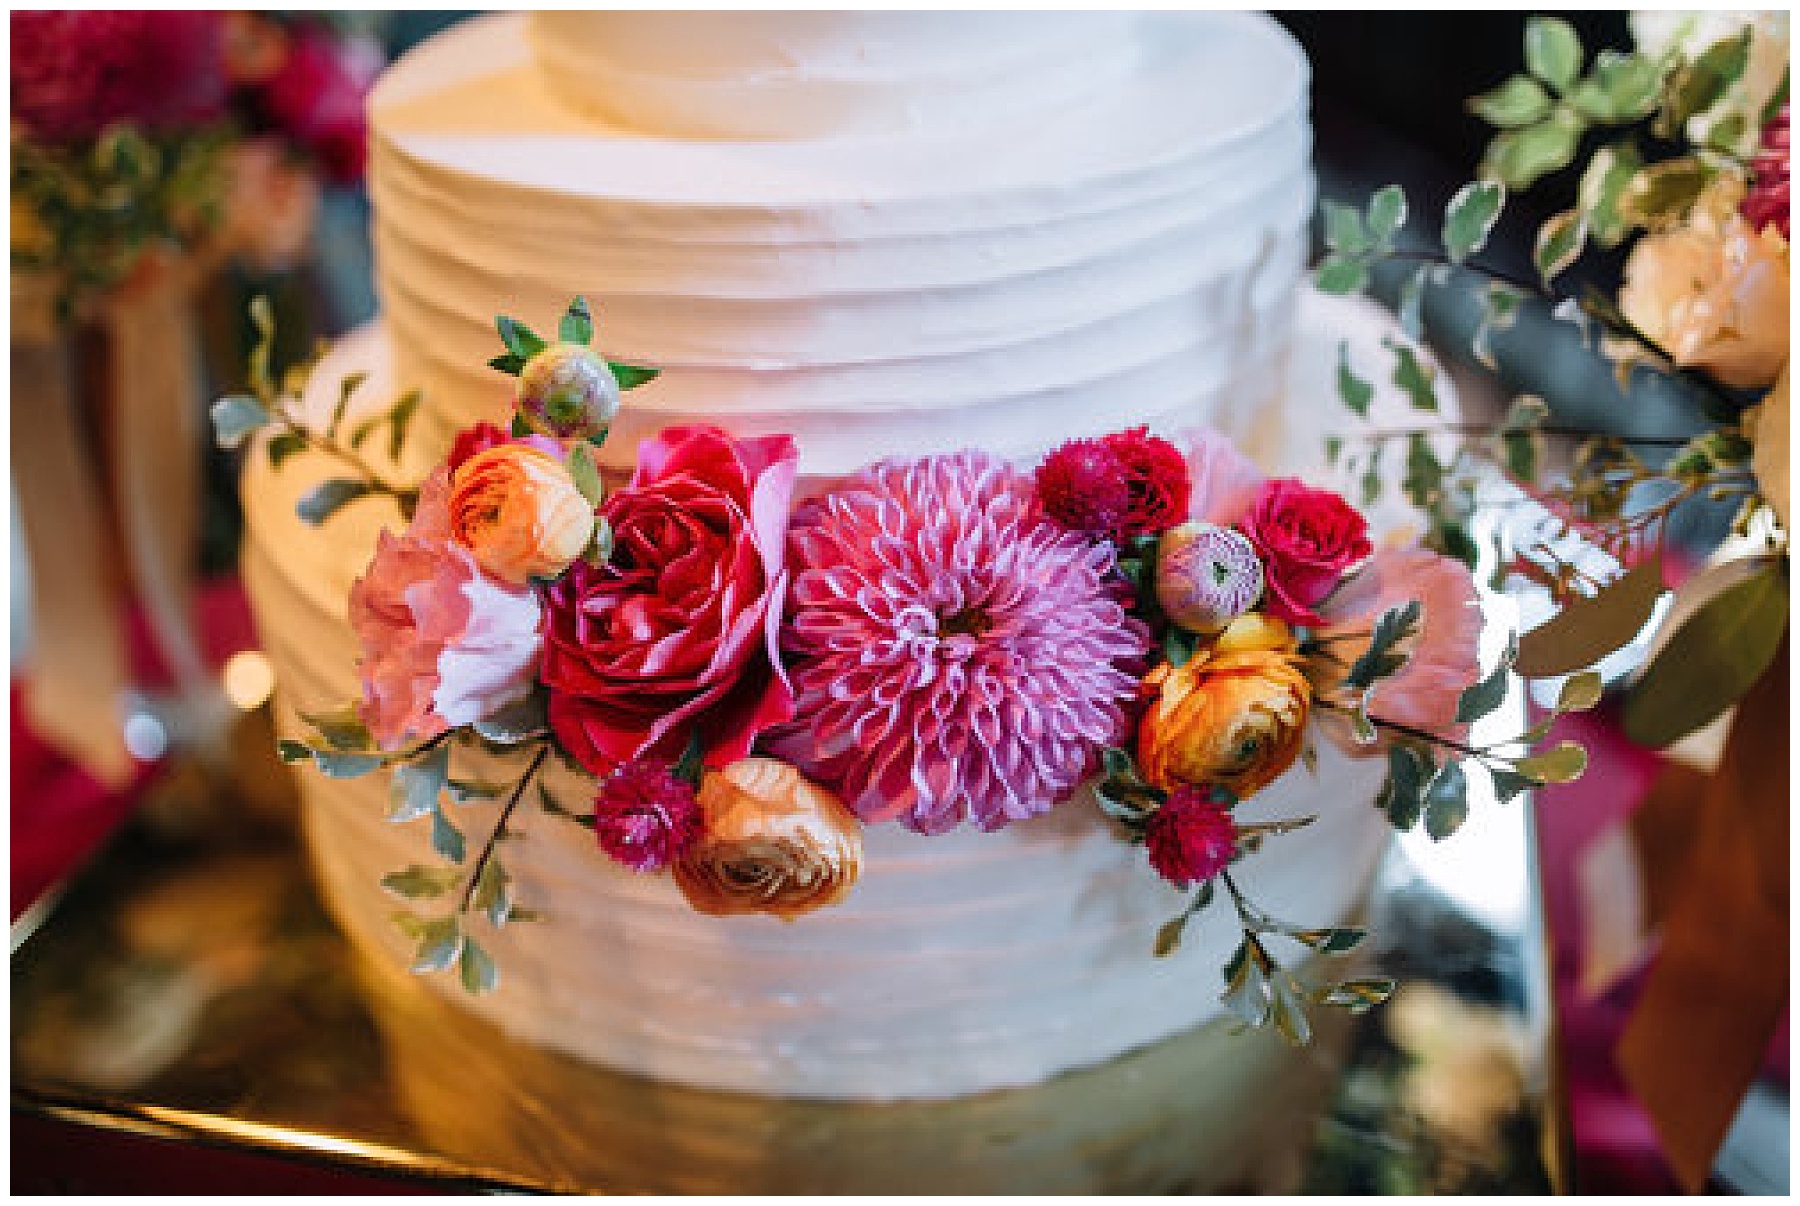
[
  {"x1": 1238, "y1": 478, "x2": 1371, "y2": 627},
  {"x1": 540, "y1": 425, "x2": 798, "y2": 774}
]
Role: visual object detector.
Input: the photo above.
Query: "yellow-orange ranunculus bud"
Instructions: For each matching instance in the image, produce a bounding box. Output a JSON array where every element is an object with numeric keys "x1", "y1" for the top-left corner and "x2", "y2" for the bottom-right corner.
[
  {"x1": 1619, "y1": 184, "x2": 1789, "y2": 390},
  {"x1": 1137, "y1": 613, "x2": 1312, "y2": 800},
  {"x1": 674, "y1": 758, "x2": 862, "y2": 920},
  {"x1": 448, "y1": 444, "x2": 595, "y2": 584}
]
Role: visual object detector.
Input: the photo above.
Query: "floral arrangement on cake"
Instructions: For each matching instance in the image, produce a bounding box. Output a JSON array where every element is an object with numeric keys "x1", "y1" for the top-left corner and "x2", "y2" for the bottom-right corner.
[
  {"x1": 11, "y1": 10, "x2": 375, "y2": 312},
  {"x1": 1310, "y1": 12, "x2": 1785, "y2": 1184},
  {"x1": 216, "y1": 294, "x2": 1589, "y2": 1044}
]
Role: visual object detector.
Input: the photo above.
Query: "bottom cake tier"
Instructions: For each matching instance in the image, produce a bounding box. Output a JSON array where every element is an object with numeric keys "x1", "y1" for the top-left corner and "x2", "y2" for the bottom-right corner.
[{"x1": 240, "y1": 289, "x2": 1417, "y2": 1101}]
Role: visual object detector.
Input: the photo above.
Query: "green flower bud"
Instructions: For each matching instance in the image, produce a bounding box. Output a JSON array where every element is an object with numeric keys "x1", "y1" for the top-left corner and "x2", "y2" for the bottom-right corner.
[{"x1": 517, "y1": 343, "x2": 621, "y2": 440}]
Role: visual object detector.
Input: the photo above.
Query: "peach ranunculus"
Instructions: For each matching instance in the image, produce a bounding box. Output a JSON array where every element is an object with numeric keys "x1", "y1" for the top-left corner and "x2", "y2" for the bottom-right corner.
[
  {"x1": 673, "y1": 758, "x2": 862, "y2": 920},
  {"x1": 1750, "y1": 364, "x2": 1790, "y2": 529},
  {"x1": 447, "y1": 444, "x2": 595, "y2": 584},
  {"x1": 1619, "y1": 184, "x2": 1790, "y2": 390},
  {"x1": 1305, "y1": 545, "x2": 1483, "y2": 755},
  {"x1": 1136, "y1": 613, "x2": 1312, "y2": 800}
]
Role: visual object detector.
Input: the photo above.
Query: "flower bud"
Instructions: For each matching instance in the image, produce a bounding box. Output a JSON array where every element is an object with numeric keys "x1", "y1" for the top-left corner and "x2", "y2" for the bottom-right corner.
[
  {"x1": 1154, "y1": 522, "x2": 1263, "y2": 633},
  {"x1": 517, "y1": 343, "x2": 621, "y2": 440}
]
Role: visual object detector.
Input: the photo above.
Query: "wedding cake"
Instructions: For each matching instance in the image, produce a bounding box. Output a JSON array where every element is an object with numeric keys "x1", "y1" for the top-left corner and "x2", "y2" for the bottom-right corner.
[{"x1": 240, "y1": 11, "x2": 1399, "y2": 1103}]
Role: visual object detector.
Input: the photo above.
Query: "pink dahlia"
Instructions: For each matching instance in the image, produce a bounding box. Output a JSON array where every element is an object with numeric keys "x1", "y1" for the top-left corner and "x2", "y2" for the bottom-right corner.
[
  {"x1": 772, "y1": 450, "x2": 1151, "y2": 834},
  {"x1": 1144, "y1": 787, "x2": 1238, "y2": 889},
  {"x1": 11, "y1": 12, "x2": 228, "y2": 144},
  {"x1": 592, "y1": 760, "x2": 703, "y2": 873},
  {"x1": 1743, "y1": 105, "x2": 1790, "y2": 241}
]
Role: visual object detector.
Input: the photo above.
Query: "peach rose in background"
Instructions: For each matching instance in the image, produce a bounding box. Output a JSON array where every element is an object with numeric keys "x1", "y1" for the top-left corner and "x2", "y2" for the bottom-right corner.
[
  {"x1": 1305, "y1": 545, "x2": 1484, "y2": 754},
  {"x1": 448, "y1": 444, "x2": 595, "y2": 584},
  {"x1": 674, "y1": 758, "x2": 862, "y2": 920},
  {"x1": 1619, "y1": 183, "x2": 1790, "y2": 389},
  {"x1": 1137, "y1": 613, "x2": 1312, "y2": 799},
  {"x1": 1750, "y1": 364, "x2": 1789, "y2": 529}
]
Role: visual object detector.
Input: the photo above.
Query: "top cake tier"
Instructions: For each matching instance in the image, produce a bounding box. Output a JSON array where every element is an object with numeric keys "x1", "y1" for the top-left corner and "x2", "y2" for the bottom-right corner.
[
  {"x1": 368, "y1": 12, "x2": 1312, "y2": 480},
  {"x1": 528, "y1": 12, "x2": 1143, "y2": 140}
]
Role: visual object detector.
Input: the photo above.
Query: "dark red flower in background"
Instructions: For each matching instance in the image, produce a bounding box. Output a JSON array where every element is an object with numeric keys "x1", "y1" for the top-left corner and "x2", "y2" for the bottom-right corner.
[
  {"x1": 1743, "y1": 105, "x2": 1789, "y2": 241},
  {"x1": 11, "y1": 11, "x2": 229, "y2": 143}
]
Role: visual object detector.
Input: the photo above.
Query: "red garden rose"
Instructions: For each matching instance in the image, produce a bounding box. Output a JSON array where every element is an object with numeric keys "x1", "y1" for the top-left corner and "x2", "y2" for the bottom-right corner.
[
  {"x1": 1238, "y1": 477, "x2": 1370, "y2": 627},
  {"x1": 541, "y1": 425, "x2": 798, "y2": 774}
]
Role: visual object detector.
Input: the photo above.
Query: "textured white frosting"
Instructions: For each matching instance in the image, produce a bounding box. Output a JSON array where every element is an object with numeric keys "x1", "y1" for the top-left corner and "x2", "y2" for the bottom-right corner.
[
  {"x1": 239, "y1": 13, "x2": 1407, "y2": 1101},
  {"x1": 529, "y1": 12, "x2": 1143, "y2": 140},
  {"x1": 241, "y1": 293, "x2": 1406, "y2": 1101},
  {"x1": 367, "y1": 11, "x2": 1313, "y2": 481}
]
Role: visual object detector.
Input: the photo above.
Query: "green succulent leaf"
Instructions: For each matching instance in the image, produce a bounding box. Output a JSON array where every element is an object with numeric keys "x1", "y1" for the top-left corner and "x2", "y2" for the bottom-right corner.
[
  {"x1": 1470, "y1": 74, "x2": 1554, "y2": 128},
  {"x1": 1525, "y1": 16, "x2": 1583, "y2": 93}
]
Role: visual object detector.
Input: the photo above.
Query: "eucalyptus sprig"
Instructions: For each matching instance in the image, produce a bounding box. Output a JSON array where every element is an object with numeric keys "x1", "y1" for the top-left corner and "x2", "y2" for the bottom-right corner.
[{"x1": 210, "y1": 296, "x2": 422, "y2": 523}]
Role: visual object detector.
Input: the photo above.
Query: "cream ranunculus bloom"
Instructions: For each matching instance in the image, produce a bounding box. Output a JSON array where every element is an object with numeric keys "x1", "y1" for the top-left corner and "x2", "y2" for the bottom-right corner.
[
  {"x1": 1619, "y1": 183, "x2": 1790, "y2": 390},
  {"x1": 447, "y1": 444, "x2": 596, "y2": 584},
  {"x1": 674, "y1": 758, "x2": 862, "y2": 920},
  {"x1": 1750, "y1": 364, "x2": 1789, "y2": 529}
]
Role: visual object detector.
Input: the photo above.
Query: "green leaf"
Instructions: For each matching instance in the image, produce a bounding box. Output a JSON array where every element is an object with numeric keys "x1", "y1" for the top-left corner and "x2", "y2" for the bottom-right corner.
[
  {"x1": 1383, "y1": 744, "x2": 1427, "y2": 831},
  {"x1": 559, "y1": 295, "x2": 595, "y2": 346},
  {"x1": 1402, "y1": 432, "x2": 1443, "y2": 511},
  {"x1": 1534, "y1": 208, "x2": 1587, "y2": 284},
  {"x1": 296, "y1": 478, "x2": 374, "y2": 527},
  {"x1": 1314, "y1": 977, "x2": 1396, "y2": 1013},
  {"x1": 567, "y1": 441, "x2": 606, "y2": 508},
  {"x1": 276, "y1": 739, "x2": 314, "y2": 764},
  {"x1": 1291, "y1": 926, "x2": 1367, "y2": 955},
  {"x1": 1153, "y1": 912, "x2": 1189, "y2": 958},
  {"x1": 1457, "y1": 637, "x2": 1516, "y2": 723},
  {"x1": 1443, "y1": 179, "x2": 1507, "y2": 263},
  {"x1": 1619, "y1": 156, "x2": 1713, "y2": 231},
  {"x1": 210, "y1": 394, "x2": 270, "y2": 450},
  {"x1": 299, "y1": 703, "x2": 372, "y2": 751},
  {"x1": 266, "y1": 431, "x2": 307, "y2": 469},
  {"x1": 431, "y1": 806, "x2": 467, "y2": 865},
  {"x1": 1488, "y1": 767, "x2": 1538, "y2": 804},
  {"x1": 1324, "y1": 434, "x2": 1343, "y2": 467},
  {"x1": 1345, "y1": 600, "x2": 1422, "y2": 691},
  {"x1": 1579, "y1": 142, "x2": 1643, "y2": 248},
  {"x1": 496, "y1": 315, "x2": 547, "y2": 360},
  {"x1": 488, "y1": 352, "x2": 526, "y2": 376},
  {"x1": 1396, "y1": 265, "x2": 1428, "y2": 341},
  {"x1": 1220, "y1": 940, "x2": 1271, "y2": 1028},
  {"x1": 1524, "y1": 16, "x2": 1583, "y2": 93},
  {"x1": 447, "y1": 778, "x2": 505, "y2": 804},
  {"x1": 1366, "y1": 184, "x2": 1407, "y2": 243},
  {"x1": 1513, "y1": 741, "x2": 1589, "y2": 784},
  {"x1": 387, "y1": 389, "x2": 422, "y2": 463},
  {"x1": 1422, "y1": 760, "x2": 1470, "y2": 841},
  {"x1": 1322, "y1": 200, "x2": 1371, "y2": 254},
  {"x1": 313, "y1": 750, "x2": 386, "y2": 779},
  {"x1": 327, "y1": 370, "x2": 368, "y2": 440},
  {"x1": 1659, "y1": 29, "x2": 1754, "y2": 137},
  {"x1": 459, "y1": 936, "x2": 499, "y2": 994},
  {"x1": 381, "y1": 865, "x2": 463, "y2": 900},
  {"x1": 1513, "y1": 553, "x2": 1665, "y2": 678},
  {"x1": 609, "y1": 362, "x2": 660, "y2": 391},
  {"x1": 1622, "y1": 566, "x2": 1788, "y2": 747},
  {"x1": 1589, "y1": 50, "x2": 1663, "y2": 123},
  {"x1": 472, "y1": 857, "x2": 513, "y2": 928},
  {"x1": 1470, "y1": 74, "x2": 1553, "y2": 128},
  {"x1": 510, "y1": 413, "x2": 532, "y2": 439},
  {"x1": 1482, "y1": 110, "x2": 1581, "y2": 190},
  {"x1": 472, "y1": 691, "x2": 549, "y2": 745},
  {"x1": 1313, "y1": 255, "x2": 1368, "y2": 296},
  {"x1": 248, "y1": 294, "x2": 275, "y2": 341},
  {"x1": 1384, "y1": 338, "x2": 1438, "y2": 413},
  {"x1": 1269, "y1": 974, "x2": 1313, "y2": 1047},
  {"x1": 1335, "y1": 340, "x2": 1374, "y2": 417},
  {"x1": 1555, "y1": 669, "x2": 1605, "y2": 713},
  {"x1": 388, "y1": 742, "x2": 449, "y2": 823},
  {"x1": 410, "y1": 917, "x2": 463, "y2": 974},
  {"x1": 672, "y1": 729, "x2": 708, "y2": 787}
]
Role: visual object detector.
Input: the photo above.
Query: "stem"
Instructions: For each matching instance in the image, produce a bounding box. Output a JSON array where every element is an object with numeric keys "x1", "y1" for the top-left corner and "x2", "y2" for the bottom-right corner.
[
  {"x1": 1316, "y1": 699, "x2": 1494, "y2": 763},
  {"x1": 273, "y1": 407, "x2": 415, "y2": 498},
  {"x1": 458, "y1": 744, "x2": 550, "y2": 914}
]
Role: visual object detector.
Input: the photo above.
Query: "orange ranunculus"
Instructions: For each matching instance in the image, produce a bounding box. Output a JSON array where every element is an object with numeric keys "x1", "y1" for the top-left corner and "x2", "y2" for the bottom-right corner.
[
  {"x1": 674, "y1": 758, "x2": 862, "y2": 920},
  {"x1": 447, "y1": 444, "x2": 594, "y2": 584},
  {"x1": 1619, "y1": 183, "x2": 1790, "y2": 389},
  {"x1": 1137, "y1": 613, "x2": 1312, "y2": 800}
]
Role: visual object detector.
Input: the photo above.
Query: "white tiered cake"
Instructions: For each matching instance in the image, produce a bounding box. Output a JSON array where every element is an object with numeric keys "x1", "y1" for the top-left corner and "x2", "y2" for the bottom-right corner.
[{"x1": 241, "y1": 11, "x2": 1393, "y2": 1102}]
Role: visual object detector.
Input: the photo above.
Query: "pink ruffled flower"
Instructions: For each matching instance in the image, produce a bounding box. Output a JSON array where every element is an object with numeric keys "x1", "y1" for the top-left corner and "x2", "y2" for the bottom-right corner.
[
  {"x1": 591, "y1": 760, "x2": 703, "y2": 873},
  {"x1": 1183, "y1": 430, "x2": 1267, "y2": 527},
  {"x1": 11, "y1": 12, "x2": 228, "y2": 143},
  {"x1": 1144, "y1": 787, "x2": 1238, "y2": 889},
  {"x1": 773, "y1": 450, "x2": 1151, "y2": 834},
  {"x1": 347, "y1": 472, "x2": 543, "y2": 749},
  {"x1": 1309, "y1": 544, "x2": 1483, "y2": 749}
]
